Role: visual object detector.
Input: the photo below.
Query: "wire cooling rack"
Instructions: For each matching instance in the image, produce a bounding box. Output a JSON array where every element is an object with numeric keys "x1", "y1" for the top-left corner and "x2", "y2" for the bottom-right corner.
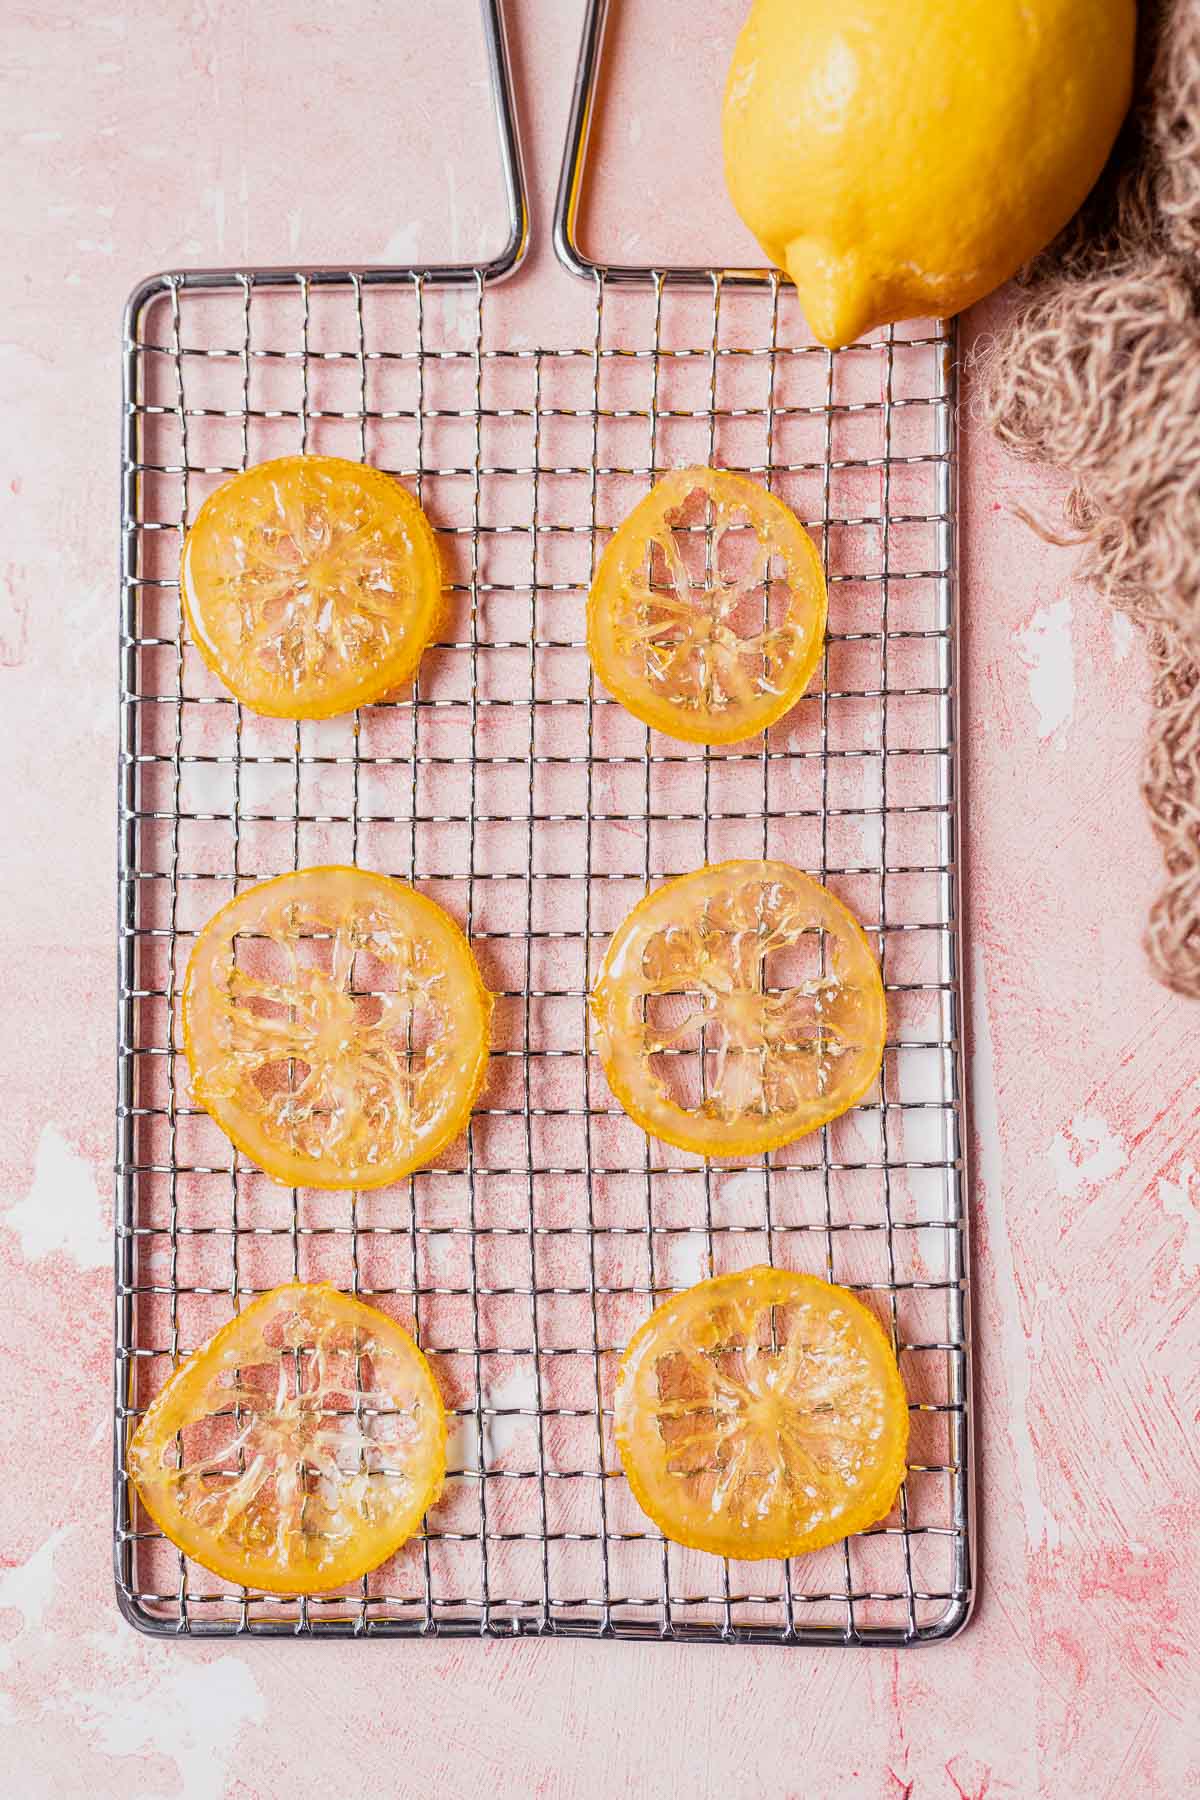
[{"x1": 115, "y1": 0, "x2": 972, "y2": 1644}]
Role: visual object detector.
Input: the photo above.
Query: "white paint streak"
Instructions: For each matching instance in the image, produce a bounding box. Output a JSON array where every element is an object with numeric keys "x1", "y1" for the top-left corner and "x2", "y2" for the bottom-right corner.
[
  {"x1": 0, "y1": 1529, "x2": 262, "y2": 1796},
  {"x1": 0, "y1": 1527, "x2": 70, "y2": 1725},
  {"x1": 1016, "y1": 598, "x2": 1075, "y2": 740},
  {"x1": 68, "y1": 583, "x2": 119, "y2": 729},
  {"x1": 179, "y1": 755, "x2": 234, "y2": 815},
  {"x1": 204, "y1": 184, "x2": 226, "y2": 256},
  {"x1": 383, "y1": 220, "x2": 420, "y2": 263},
  {"x1": 448, "y1": 158, "x2": 461, "y2": 259},
  {"x1": 1109, "y1": 610, "x2": 1135, "y2": 664},
  {"x1": 1, "y1": 1124, "x2": 108, "y2": 1268},
  {"x1": 1048, "y1": 1111, "x2": 1130, "y2": 1200},
  {"x1": 671, "y1": 1232, "x2": 709, "y2": 1289},
  {"x1": 1158, "y1": 1158, "x2": 1200, "y2": 1277},
  {"x1": 418, "y1": 1230, "x2": 458, "y2": 1284},
  {"x1": 482, "y1": 1361, "x2": 539, "y2": 1461},
  {"x1": 65, "y1": 1638, "x2": 264, "y2": 1800},
  {"x1": 451, "y1": 1363, "x2": 542, "y2": 1468},
  {"x1": 717, "y1": 1169, "x2": 766, "y2": 1218},
  {"x1": 446, "y1": 1409, "x2": 478, "y2": 1469},
  {"x1": 0, "y1": 574, "x2": 28, "y2": 667},
  {"x1": 971, "y1": 942, "x2": 1060, "y2": 1549},
  {"x1": 439, "y1": 163, "x2": 466, "y2": 342},
  {"x1": 0, "y1": 1526, "x2": 71, "y2": 1644}
]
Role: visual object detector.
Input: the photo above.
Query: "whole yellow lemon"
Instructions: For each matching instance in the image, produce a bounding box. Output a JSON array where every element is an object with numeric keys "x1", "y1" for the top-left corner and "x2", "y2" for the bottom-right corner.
[{"x1": 722, "y1": 0, "x2": 1135, "y2": 347}]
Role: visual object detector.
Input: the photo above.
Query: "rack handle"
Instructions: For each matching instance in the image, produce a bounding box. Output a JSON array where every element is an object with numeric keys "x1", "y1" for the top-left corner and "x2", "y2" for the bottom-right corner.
[
  {"x1": 477, "y1": 0, "x2": 530, "y2": 284},
  {"x1": 552, "y1": 0, "x2": 774, "y2": 288}
]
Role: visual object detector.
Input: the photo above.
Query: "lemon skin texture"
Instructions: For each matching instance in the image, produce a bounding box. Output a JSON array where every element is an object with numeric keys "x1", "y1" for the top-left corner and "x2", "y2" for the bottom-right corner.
[{"x1": 722, "y1": 0, "x2": 1135, "y2": 348}]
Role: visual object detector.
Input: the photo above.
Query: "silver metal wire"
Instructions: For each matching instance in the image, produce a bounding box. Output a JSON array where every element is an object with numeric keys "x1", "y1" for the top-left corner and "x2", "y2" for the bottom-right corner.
[{"x1": 115, "y1": 0, "x2": 972, "y2": 1646}]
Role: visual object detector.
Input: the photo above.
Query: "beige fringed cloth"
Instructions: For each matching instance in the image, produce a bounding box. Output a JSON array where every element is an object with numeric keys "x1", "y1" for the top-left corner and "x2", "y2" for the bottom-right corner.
[{"x1": 974, "y1": 0, "x2": 1200, "y2": 996}]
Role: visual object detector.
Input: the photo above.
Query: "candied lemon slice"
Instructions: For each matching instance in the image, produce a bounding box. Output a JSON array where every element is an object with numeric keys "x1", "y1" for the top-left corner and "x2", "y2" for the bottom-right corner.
[
  {"x1": 181, "y1": 454, "x2": 442, "y2": 718},
  {"x1": 129, "y1": 1283, "x2": 445, "y2": 1593},
  {"x1": 590, "y1": 859, "x2": 885, "y2": 1158},
  {"x1": 588, "y1": 466, "x2": 826, "y2": 745},
  {"x1": 183, "y1": 866, "x2": 492, "y2": 1190},
  {"x1": 615, "y1": 1266, "x2": 908, "y2": 1559}
]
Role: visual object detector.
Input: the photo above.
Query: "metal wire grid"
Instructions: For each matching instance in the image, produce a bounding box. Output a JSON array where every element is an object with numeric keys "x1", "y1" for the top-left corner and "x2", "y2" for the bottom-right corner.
[{"x1": 116, "y1": 256, "x2": 971, "y2": 1644}]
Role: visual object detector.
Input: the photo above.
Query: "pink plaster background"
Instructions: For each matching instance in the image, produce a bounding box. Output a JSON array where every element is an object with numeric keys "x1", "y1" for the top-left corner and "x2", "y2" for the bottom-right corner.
[{"x1": 2, "y1": 1, "x2": 1198, "y2": 1795}]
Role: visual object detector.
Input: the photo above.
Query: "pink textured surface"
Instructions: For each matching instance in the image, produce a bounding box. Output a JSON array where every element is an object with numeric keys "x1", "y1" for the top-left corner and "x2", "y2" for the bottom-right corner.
[{"x1": 1, "y1": 2, "x2": 1198, "y2": 1795}]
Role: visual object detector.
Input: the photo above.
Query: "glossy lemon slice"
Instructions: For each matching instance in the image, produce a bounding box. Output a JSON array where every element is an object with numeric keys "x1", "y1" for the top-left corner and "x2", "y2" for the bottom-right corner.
[
  {"x1": 615, "y1": 1266, "x2": 909, "y2": 1559},
  {"x1": 129, "y1": 1283, "x2": 445, "y2": 1593},
  {"x1": 181, "y1": 454, "x2": 442, "y2": 718}
]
